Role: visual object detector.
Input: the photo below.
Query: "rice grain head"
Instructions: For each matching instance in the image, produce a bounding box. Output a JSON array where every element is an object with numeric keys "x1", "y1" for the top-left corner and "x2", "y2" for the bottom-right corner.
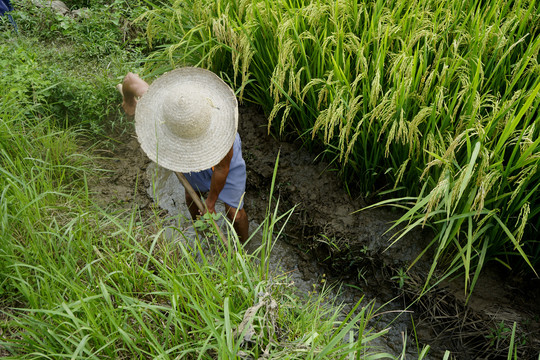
[
  {"x1": 394, "y1": 158, "x2": 411, "y2": 188},
  {"x1": 507, "y1": 163, "x2": 538, "y2": 209},
  {"x1": 514, "y1": 202, "x2": 530, "y2": 245},
  {"x1": 471, "y1": 169, "x2": 502, "y2": 215},
  {"x1": 425, "y1": 173, "x2": 450, "y2": 225}
]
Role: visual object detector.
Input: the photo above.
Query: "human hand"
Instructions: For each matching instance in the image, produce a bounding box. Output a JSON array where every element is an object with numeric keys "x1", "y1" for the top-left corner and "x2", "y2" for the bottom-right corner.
[{"x1": 201, "y1": 198, "x2": 217, "y2": 216}]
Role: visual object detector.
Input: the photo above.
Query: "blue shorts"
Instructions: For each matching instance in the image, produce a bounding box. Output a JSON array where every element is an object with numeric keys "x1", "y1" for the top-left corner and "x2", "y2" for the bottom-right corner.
[{"x1": 183, "y1": 134, "x2": 246, "y2": 209}]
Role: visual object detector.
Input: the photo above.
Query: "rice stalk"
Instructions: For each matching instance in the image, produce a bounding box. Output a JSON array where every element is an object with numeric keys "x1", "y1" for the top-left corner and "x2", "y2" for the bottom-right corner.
[{"x1": 141, "y1": 0, "x2": 540, "y2": 293}]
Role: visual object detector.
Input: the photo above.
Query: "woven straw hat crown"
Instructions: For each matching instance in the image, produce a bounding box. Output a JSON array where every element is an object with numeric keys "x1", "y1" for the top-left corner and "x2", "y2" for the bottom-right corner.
[{"x1": 135, "y1": 67, "x2": 238, "y2": 173}]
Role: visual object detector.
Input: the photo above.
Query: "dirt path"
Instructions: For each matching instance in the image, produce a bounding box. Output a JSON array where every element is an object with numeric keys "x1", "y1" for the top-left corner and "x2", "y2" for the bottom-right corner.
[{"x1": 91, "y1": 105, "x2": 540, "y2": 359}]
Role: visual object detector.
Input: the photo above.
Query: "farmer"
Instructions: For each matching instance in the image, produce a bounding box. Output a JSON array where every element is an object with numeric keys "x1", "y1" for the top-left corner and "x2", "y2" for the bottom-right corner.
[{"x1": 117, "y1": 68, "x2": 249, "y2": 243}]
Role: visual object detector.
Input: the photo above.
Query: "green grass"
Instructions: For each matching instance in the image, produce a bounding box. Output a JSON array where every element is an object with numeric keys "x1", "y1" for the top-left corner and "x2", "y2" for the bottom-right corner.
[
  {"x1": 0, "y1": 89, "x2": 396, "y2": 358},
  {"x1": 2, "y1": 0, "x2": 151, "y2": 132},
  {"x1": 0, "y1": 39, "x2": 121, "y2": 133},
  {"x1": 138, "y1": 0, "x2": 540, "y2": 295}
]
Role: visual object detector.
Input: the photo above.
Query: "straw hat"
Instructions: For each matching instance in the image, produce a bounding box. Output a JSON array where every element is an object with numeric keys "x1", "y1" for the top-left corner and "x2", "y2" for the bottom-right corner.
[{"x1": 135, "y1": 67, "x2": 238, "y2": 173}]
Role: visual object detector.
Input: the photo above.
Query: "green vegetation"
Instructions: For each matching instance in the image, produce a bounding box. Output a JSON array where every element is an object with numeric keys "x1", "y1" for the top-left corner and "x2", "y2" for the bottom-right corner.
[
  {"x1": 139, "y1": 0, "x2": 540, "y2": 294},
  {"x1": 0, "y1": 53, "x2": 395, "y2": 357},
  {"x1": 1, "y1": 0, "x2": 139, "y2": 132},
  {"x1": 0, "y1": 1, "x2": 404, "y2": 358},
  {"x1": 0, "y1": 0, "x2": 536, "y2": 357}
]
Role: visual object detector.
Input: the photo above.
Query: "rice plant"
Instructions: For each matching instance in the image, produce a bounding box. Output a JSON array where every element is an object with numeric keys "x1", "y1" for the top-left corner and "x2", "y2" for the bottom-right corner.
[{"x1": 139, "y1": 0, "x2": 540, "y2": 294}]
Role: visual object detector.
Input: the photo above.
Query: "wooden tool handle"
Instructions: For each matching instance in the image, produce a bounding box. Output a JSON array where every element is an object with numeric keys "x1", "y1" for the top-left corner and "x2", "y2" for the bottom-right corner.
[
  {"x1": 175, "y1": 172, "x2": 228, "y2": 245},
  {"x1": 175, "y1": 172, "x2": 205, "y2": 213}
]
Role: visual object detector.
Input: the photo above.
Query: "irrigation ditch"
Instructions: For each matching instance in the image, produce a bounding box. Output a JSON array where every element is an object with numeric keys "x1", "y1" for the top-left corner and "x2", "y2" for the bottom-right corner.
[{"x1": 92, "y1": 105, "x2": 540, "y2": 359}]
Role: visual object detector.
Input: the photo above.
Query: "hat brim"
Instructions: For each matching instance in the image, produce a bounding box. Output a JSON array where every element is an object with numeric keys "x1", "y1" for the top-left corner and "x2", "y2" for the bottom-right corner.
[{"x1": 135, "y1": 67, "x2": 238, "y2": 173}]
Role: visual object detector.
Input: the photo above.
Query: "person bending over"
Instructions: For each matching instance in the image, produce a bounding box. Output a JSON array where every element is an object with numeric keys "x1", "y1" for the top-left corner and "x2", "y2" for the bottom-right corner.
[{"x1": 118, "y1": 69, "x2": 249, "y2": 243}]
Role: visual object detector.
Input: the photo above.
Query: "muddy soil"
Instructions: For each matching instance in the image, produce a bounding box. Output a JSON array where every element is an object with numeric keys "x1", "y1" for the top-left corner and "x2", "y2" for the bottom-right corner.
[
  {"x1": 91, "y1": 105, "x2": 540, "y2": 359},
  {"x1": 237, "y1": 106, "x2": 540, "y2": 359}
]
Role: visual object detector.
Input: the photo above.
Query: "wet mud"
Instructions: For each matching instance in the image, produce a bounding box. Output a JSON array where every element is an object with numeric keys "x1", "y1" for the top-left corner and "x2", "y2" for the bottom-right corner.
[{"x1": 91, "y1": 106, "x2": 540, "y2": 359}]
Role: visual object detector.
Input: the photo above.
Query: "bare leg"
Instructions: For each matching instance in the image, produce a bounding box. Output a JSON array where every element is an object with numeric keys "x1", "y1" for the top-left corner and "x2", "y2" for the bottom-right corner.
[{"x1": 224, "y1": 204, "x2": 249, "y2": 244}]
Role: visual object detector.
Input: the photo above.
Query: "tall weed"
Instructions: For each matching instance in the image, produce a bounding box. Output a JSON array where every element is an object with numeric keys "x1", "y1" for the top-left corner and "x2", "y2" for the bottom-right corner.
[{"x1": 0, "y1": 97, "x2": 394, "y2": 355}]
